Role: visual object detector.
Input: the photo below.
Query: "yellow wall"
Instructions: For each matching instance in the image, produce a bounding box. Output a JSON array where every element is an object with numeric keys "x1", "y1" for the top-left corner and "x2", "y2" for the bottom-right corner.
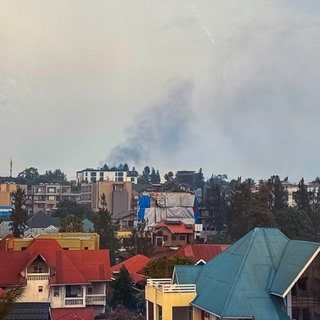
[
  {"x1": 8, "y1": 232, "x2": 100, "y2": 251},
  {"x1": 146, "y1": 284, "x2": 196, "y2": 320}
]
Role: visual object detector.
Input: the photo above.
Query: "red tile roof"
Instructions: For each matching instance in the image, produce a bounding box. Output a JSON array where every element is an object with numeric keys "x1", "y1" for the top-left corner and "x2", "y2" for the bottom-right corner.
[
  {"x1": 51, "y1": 307, "x2": 94, "y2": 320},
  {"x1": 111, "y1": 254, "x2": 150, "y2": 283},
  {"x1": 153, "y1": 221, "x2": 194, "y2": 234},
  {"x1": 0, "y1": 238, "x2": 111, "y2": 287},
  {"x1": 174, "y1": 244, "x2": 230, "y2": 263}
]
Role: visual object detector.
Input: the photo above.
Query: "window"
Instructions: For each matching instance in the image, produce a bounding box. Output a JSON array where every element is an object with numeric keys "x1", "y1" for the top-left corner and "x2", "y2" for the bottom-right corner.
[
  {"x1": 53, "y1": 287, "x2": 59, "y2": 297},
  {"x1": 179, "y1": 235, "x2": 186, "y2": 241},
  {"x1": 21, "y1": 247, "x2": 27, "y2": 251},
  {"x1": 158, "y1": 305, "x2": 162, "y2": 320},
  {"x1": 87, "y1": 286, "x2": 93, "y2": 294},
  {"x1": 33, "y1": 265, "x2": 43, "y2": 273},
  {"x1": 163, "y1": 236, "x2": 168, "y2": 241},
  {"x1": 48, "y1": 187, "x2": 56, "y2": 193},
  {"x1": 84, "y1": 247, "x2": 89, "y2": 250},
  {"x1": 48, "y1": 195, "x2": 55, "y2": 201},
  {"x1": 172, "y1": 235, "x2": 177, "y2": 241},
  {"x1": 38, "y1": 286, "x2": 43, "y2": 293}
]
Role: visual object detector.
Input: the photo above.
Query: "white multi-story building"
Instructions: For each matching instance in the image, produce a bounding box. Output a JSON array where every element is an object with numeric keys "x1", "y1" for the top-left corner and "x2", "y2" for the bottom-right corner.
[{"x1": 76, "y1": 168, "x2": 138, "y2": 184}]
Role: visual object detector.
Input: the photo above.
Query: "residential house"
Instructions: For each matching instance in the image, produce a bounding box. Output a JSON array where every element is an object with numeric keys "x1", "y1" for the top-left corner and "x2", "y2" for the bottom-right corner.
[
  {"x1": 145, "y1": 227, "x2": 320, "y2": 320},
  {"x1": 173, "y1": 243, "x2": 230, "y2": 264},
  {"x1": 25, "y1": 211, "x2": 60, "y2": 236},
  {"x1": 111, "y1": 254, "x2": 150, "y2": 284},
  {"x1": 0, "y1": 238, "x2": 111, "y2": 319},
  {"x1": 152, "y1": 221, "x2": 194, "y2": 248}
]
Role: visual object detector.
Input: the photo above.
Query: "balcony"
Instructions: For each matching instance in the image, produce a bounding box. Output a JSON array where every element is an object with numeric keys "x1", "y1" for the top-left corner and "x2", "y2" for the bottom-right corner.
[
  {"x1": 147, "y1": 279, "x2": 196, "y2": 293},
  {"x1": 27, "y1": 273, "x2": 50, "y2": 281},
  {"x1": 65, "y1": 297, "x2": 84, "y2": 306},
  {"x1": 86, "y1": 293, "x2": 106, "y2": 305}
]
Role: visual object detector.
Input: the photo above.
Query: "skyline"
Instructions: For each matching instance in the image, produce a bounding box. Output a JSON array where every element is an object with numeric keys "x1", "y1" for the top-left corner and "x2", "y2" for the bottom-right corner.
[{"x1": 1, "y1": 0, "x2": 320, "y2": 183}]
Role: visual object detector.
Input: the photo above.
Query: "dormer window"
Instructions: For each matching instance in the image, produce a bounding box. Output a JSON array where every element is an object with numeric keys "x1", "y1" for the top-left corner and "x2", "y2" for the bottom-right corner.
[{"x1": 33, "y1": 265, "x2": 43, "y2": 273}]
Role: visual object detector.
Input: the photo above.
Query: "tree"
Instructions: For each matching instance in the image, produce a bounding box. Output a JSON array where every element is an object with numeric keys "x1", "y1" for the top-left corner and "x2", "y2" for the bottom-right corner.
[
  {"x1": 126, "y1": 221, "x2": 153, "y2": 257},
  {"x1": 93, "y1": 194, "x2": 119, "y2": 264},
  {"x1": 53, "y1": 200, "x2": 94, "y2": 220},
  {"x1": 205, "y1": 174, "x2": 229, "y2": 231},
  {"x1": 150, "y1": 168, "x2": 161, "y2": 184},
  {"x1": 9, "y1": 186, "x2": 28, "y2": 238},
  {"x1": 111, "y1": 265, "x2": 137, "y2": 310},
  {"x1": 16, "y1": 167, "x2": 39, "y2": 185},
  {"x1": 39, "y1": 169, "x2": 67, "y2": 184},
  {"x1": 267, "y1": 175, "x2": 288, "y2": 215},
  {"x1": 60, "y1": 214, "x2": 83, "y2": 232},
  {"x1": 226, "y1": 178, "x2": 254, "y2": 241},
  {"x1": 0, "y1": 287, "x2": 24, "y2": 319},
  {"x1": 143, "y1": 256, "x2": 194, "y2": 278},
  {"x1": 294, "y1": 178, "x2": 311, "y2": 212}
]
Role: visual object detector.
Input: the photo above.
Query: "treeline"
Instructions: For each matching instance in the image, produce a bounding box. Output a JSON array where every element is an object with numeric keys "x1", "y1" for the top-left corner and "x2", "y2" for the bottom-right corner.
[{"x1": 205, "y1": 175, "x2": 320, "y2": 243}]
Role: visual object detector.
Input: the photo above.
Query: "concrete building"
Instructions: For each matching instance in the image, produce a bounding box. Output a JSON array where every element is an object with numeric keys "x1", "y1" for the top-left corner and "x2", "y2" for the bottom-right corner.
[
  {"x1": 80, "y1": 180, "x2": 135, "y2": 229},
  {"x1": 29, "y1": 183, "x2": 80, "y2": 213},
  {"x1": 76, "y1": 168, "x2": 138, "y2": 184}
]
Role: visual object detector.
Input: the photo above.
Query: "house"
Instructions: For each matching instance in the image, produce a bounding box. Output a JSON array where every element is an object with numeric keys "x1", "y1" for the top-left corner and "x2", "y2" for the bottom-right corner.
[
  {"x1": 26, "y1": 211, "x2": 61, "y2": 236},
  {"x1": 145, "y1": 227, "x2": 320, "y2": 320},
  {"x1": 173, "y1": 243, "x2": 230, "y2": 264},
  {"x1": 0, "y1": 238, "x2": 111, "y2": 319},
  {"x1": 111, "y1": 254, "x2": 150, "y2": 284},
  {"x1": 152, "y1": 221, "x2": 194, "y2": 248}
]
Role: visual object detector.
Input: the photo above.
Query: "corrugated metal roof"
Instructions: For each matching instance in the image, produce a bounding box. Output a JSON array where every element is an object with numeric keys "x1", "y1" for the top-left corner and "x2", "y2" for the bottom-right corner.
[
  {"x1": 177, "y1": 228, "x2": 293, "y2": 320},
  {"x1": 173, "y1": 265, "x2": 202, "y2": 284},
  {"x1": 270, "y1": 240, "x2": 320, "y2": 296}
]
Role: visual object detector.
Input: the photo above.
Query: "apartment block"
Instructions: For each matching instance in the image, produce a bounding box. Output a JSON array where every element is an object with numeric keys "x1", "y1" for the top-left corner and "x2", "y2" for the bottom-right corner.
[{"x1": 29, "y1": 183, "x2": 80, "y2": 213}]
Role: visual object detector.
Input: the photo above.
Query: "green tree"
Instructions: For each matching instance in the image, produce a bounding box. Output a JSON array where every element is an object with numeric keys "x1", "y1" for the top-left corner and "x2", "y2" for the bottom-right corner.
[
  {"x1": 205, "y1": 174, "x2": 229, "y2": 231},
  {"x1": 93, "y1": 194, "x2": 119, "y2": 264},
  {"x1": 0, "y1": 287, "x2": 24, "y2": 319},
  {"x1": 60, "y1": 214, "x2": 83, "y2": 232},
  {"x1": 143, "y1": 256, "x2": 194, "y2": 278},
  {"x1": 111, "y1": 265, "x2": 137, "y2": 310},
  {"x1": 226, "y1": 178, "x2": 254, "y2": 241},
  {"x1": 9, "y1": 186, "x2": 28, "y2": 238},
  {"x1": 150, "y1": 168, "x2": 161, "y2": 184},
  {"x1": 126, "y1": 222, "x2": 153, "y2": 257},
  {"x1": 267, "y1": 175, "x2": 288, "y2": 215},
  {"x1": 16, "y1": 167, "x2": 40, "y2": 185},
  {"x1": 53, "y1": 200, "x2": 94, "y2": 220},
  {"x1": 39, "y1": 169, "x2": 67, "y2": 184},
  {"x1": 294, "y1": 178, "x2": 311, "y2": 212}
]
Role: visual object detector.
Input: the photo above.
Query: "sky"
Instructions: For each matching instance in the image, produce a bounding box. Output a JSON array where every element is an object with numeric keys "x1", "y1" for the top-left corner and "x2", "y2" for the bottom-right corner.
[{"x1": 1, "y1": 0, "x2": 320, "y2": 183}]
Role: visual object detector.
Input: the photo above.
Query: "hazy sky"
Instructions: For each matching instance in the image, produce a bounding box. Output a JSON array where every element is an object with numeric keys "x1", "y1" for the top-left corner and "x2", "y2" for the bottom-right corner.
[{"x1": 1, "y1": 0, "x2": 320, "y2": 182}]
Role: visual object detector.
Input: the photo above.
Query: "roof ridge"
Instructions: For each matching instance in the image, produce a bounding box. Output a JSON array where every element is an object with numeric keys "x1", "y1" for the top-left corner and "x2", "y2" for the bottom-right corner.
[{"x1": 220, "y1": 228, "x2": 257, "y2": 316}]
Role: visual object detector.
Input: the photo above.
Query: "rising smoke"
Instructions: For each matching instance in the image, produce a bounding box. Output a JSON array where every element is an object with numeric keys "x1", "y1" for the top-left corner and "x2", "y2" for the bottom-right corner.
[{"x1": 106, "y1": 80, "x2": 194, "y2": 166}]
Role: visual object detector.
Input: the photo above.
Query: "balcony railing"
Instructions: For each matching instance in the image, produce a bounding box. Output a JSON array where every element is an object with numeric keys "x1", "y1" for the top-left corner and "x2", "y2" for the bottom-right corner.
[
  {"x1": 65, "y1": 297, "x2": 84, "y2": 306},
  {"x1": 147, "y1": 279, "x2": 196, "y2": 293},
  {"x1": 27, "y1": 273, "x2": 50, "y2": 281},
  {"x1": 86, "y1": 293, "x2": 106, "y2": 304}
]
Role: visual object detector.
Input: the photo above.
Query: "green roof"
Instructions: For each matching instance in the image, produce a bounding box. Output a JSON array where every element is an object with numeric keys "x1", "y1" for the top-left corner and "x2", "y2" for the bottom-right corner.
[
  {"x1": 174, "y1": 228, "x2": 320, "y2": 320},
  {"x1": 270, "y1": 240, "x2": 320, "y2": 297}
]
